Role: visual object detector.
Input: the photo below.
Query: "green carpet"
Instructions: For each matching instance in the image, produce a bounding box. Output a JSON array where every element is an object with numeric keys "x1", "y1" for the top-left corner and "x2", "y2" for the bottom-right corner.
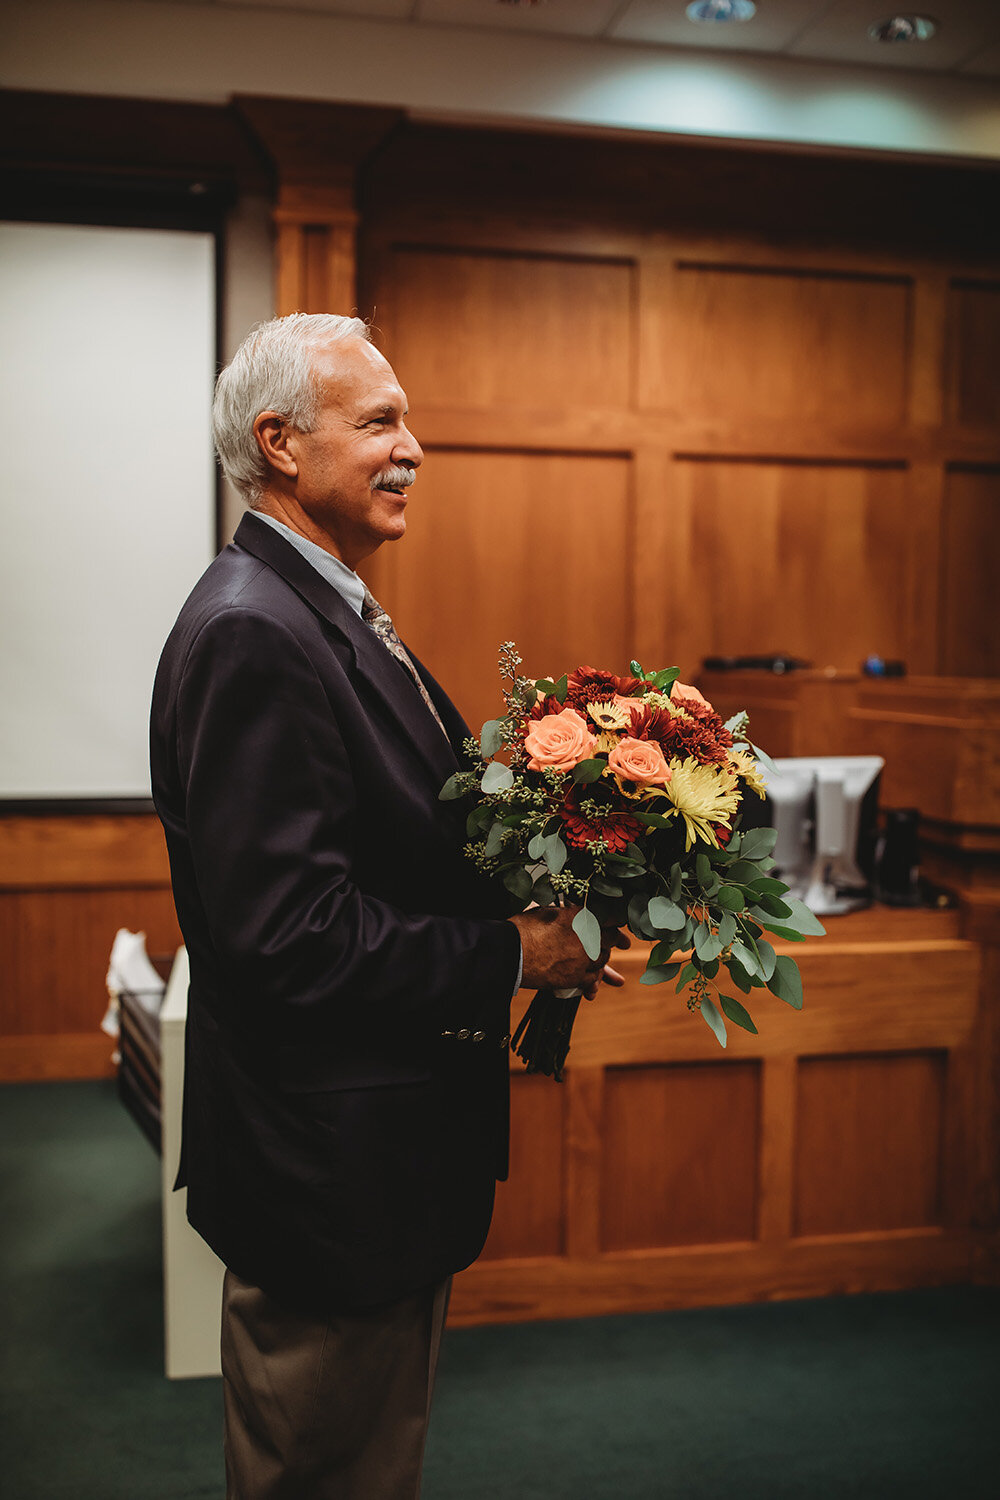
[{"x1": 1, "y1": 1080, "x2": 997, "y2": 1499}]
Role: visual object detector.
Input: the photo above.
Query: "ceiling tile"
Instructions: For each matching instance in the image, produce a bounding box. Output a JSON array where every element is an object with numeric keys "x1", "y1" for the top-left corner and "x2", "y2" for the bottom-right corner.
[
  {"x1": 787, "y1": 0, "x2": 1000, "y2": 72},
  {"x1": 611, "y1": 0, "x2": 828, "y2": 53},
  {"x1": 216, "y1": 0, "x2": 416, "y2": 18},
  {"x1": 416, "y1": 1, "x2": 625, "y2": 39}
]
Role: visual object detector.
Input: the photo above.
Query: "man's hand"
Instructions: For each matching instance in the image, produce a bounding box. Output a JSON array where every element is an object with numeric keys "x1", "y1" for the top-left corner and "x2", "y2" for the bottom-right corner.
[{"x1": 509, "y1": 907, "x2": 630, "y2": 996}]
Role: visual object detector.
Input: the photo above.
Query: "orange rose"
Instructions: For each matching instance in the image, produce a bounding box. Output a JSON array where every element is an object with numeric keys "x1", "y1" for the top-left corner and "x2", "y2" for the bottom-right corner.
[
  {"x1": 607, "y1": 736, "x2": 672, "y2": 785},
  {"x1": 524, "y1": 707, "x2": 597, "y2": 772},
  {"x1": 671, "y1": 681, "x2": 711, "y2": 712}
]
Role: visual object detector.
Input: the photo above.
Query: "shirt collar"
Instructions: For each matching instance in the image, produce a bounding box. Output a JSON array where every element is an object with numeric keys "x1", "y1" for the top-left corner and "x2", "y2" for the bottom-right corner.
[{"x1": 250, "y1": 511, "x2": 366, "y2": 617}]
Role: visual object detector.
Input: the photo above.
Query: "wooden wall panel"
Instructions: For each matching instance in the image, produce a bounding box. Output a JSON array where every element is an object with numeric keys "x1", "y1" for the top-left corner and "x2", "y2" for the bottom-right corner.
[
  {"x1": 939, "y1": 466, "x2": 1000, "y2": 678},
  {"x1": 668, "y1": 459, "x2": 910, "y2": 675},
  {"x1": 601, "y1": 1062, "x2": 759, "y2": 1249},
  {"x1": 480, "y1": 1074, "x2": 565, "y2": 1261},
  {"x1": 948, "y1": 280, "x2": 1000, "y2": 428},
  {"x1": 382, "y1": 248, "x2": 635, "y2": 412},
  {"x1": 669, "y1": 264, "x2": 911, "y2": 427},
  {"x1": 794, "y1": 1052, "x2": 946, "y2": 1236},
  {"x1": 380, "y1": 448, "x2": 632, "y2": 734}
]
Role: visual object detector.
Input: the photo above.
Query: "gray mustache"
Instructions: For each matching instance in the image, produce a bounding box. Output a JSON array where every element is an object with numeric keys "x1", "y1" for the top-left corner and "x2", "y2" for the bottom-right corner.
[{"x1": 371, "y1": 465, "x2": 416, "y2": 491}]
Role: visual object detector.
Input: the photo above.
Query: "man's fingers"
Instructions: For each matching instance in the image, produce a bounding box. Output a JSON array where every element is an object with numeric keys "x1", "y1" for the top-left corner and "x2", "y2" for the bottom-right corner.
[
  {"x1": 609, "y1": 929, "x2": 631, "y2": 951},
  {"x1": 601, "y1": 964, "x2": 626, "y2": 988}
]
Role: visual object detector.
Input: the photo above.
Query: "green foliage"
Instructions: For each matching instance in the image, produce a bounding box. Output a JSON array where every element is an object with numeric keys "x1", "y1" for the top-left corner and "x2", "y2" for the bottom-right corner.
[
  {"x1": 481, "y1": 761, "x2": 514, "y2": 793},
  {"x1": 640, "y1": 962, "x2": 682, "y2": 985},
  {"x1": 700, "y1": 997, "x2": 727, "y2": 1048},
  {"x1": 716, "y1": 886, "x2": 746, "y2": 913},
  {"x1": 439, "y1": 773, "x2": 468, "y2": 801},
  {"x1": 720, "y1": 995, "x2": 758, "y2": 1034},
  {"x1": 647, "y1": 896, "x2": 686, "y2": 931},
  {"x1": 572, "y1": 758, "x2": 605, "y2": 785},
  {"x1": 572, "y1": 907, "x2": 602, "y2": 962},
  {"x1": 769, "y1": 954, "x2": 804, "y2": 1008},
  {"x1": 480, "y1": 718, "x2": 506, "y2": 756}
]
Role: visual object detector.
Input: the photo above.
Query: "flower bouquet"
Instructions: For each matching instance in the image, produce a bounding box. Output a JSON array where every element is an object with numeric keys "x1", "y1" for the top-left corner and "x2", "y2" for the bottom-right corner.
[{"x1": 441, "y1": 644, "x2": 823, "y2": 1079}]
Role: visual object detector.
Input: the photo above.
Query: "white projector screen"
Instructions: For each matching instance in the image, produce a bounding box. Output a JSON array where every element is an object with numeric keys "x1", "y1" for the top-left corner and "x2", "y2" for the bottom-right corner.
[{"x1": 0, "y1": 221, "x2": 216, "y2": 801}]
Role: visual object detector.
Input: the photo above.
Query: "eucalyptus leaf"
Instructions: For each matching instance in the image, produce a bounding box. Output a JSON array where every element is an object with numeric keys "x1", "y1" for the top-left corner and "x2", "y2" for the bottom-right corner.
[
  {"x1": 669, "y1": 864, "x2": 683, "y2": 902},
  {"x1": 535, "y1": 678, "x2": 557, "y2": 696},
  {"x1": 675, "y1": 962, "x2": 699, "y2": 992},
  {"x1": 630, "y1": 810, "x2": 674, "y2": 830},
  {"x1": 439, "y1": 773, "x2": 467, "y2": 801},
  {"x1": 640, "y1": 963, "x2": 682, "y2": 985},
  {"x1": 747, "y1": 876, "x2": 791, "y2": 896},
  {"x1": 591, "y1": 876, "x2": 624, "y2": 898},
  {"x1": 717, "y1": 911, "x2": 737, "y2": 948},
  {"x1": 572, "y1": 758, "x2": 605, "y2": 785},
  {"x1": 724, "y1": 710, "x2": 750, "y2": 738},
  {"x1": 725, "y1": 860, "x2": 763, "y2": 886},
  {"x1": 696, "y1": 851, "x2": 712, "y2": 888},
  {"x1": 700, "y1": 997, "x2": 727, "y2": 1049},
  {"x1": 572, "y1": 907, "x2": 602, "y2": 962},
  {"x1": 531, "y1": 874, "x2": 557, "y2": 905},
  {"x1": 754, "y1": 893, "x2": 793, "y2": 920},
  {"x1": 542, "y1": 834, "x2": 567, "y2": 876},
  {"x1": 527, "y1": 833, "x2": 547, "y2": 861},
  {"x1": 779, "y1": 898, "x2": 828, "y2": 937},
  {"x1": 554, "y1": 674, "x2": 569, "y2": 705},
  {"x1": 503, "y1": 866, "x2": 533, "y2": 902},
  {"x1": 716, "y1": 886, "x2": 746, "y2": 913},
  {"x1": 483, "y1": 822, "x2": 506, "y2": 859},
  {"x1": 648, "y1": 896, "x2": 686, "y2": 931},
  {"x1": 695, "y1": 925, "x2": 724, "y2": 962},
  {"x1": 728, "y1": 962, "x2": 753, "y2": 994},
  {"x1": 481, "y1": 761, "x2": 514, "y2": 794},
  {"x1": 627, "y1": 894, "x2": 657, "y2": 939},
  {"x1": 757, "y1": 922, "x2": 806, "y2": 943},
  {"x1": 769, "y1": 954, "x2": 804, "y2": 1009},
  {"x1": 720, "y1": 994, "x2": 758, "y2": 1035},
  {"x1": 731, "y1": 939, "x2": 759, "y2": 977},
  {"x1": 739, "y1": 826, "x2": 779, "y2": 861},
  {"x1": 649, "y1": 940, "x2": 679, "y2": 967},
  {"x1": 755, "y1": 939, "x2": 777, "y2": 983},
  {"x1": 480, "y1": 718, "x2": 506, "y2": 757},
  {"x1": 749, "y1": 740, "x2": 779, "y2": 774}
]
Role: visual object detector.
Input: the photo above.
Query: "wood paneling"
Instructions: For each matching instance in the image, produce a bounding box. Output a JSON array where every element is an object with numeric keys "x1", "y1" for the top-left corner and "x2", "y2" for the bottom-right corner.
[
  {"x1": 795, "y1": 1053, "x2": 945, "y2": 1236},
  {"x1": 383, "y1": 248, "x2": 635, "y2": 412},
  {"x1": 669, "y1": 264, "x2": 910, "y2": 427},
  {"x1": 601, "y1": 1062, "x2": 759, "y2": 1249},
  {"x1": 378, "y1": 448, "x2": 632, "y2": 735},
  {"x1": 669, "y1": 459, "x2": 911, "y2": 676},
  {"x1": 0, "y1": 814, "x2": 179, "y2": 1082},
  {"x1": 940, "y1": 467, "x2": 1000, "y2": 678},
  {"x1": 948, "y1": 280, "x2": 1000, "y2": 428},
  {"x1": 480, "y1": 1074, "x2": 565, "y2": 1261}
]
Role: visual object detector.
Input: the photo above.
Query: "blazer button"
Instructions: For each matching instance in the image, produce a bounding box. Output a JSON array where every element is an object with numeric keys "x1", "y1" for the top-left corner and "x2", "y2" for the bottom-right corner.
[
  {"x1": 472, "y1": 1030, "x2": 486, "y2": 1043},
  {"x1": 456, "y1": 1028, "x2": 471, "y2": 1041},
  {"x1": 441, "y1": 1030, "x2": 455, "y2": 1039},
  {"x1": 500, "y1": 1033, "x2": 511, "y2": 1049}
]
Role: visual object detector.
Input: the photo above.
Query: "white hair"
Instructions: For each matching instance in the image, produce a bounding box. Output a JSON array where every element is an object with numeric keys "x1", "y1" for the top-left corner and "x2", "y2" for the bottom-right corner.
[{"x1": 213, "y1": 312, "x2": 370, "y2": 504}]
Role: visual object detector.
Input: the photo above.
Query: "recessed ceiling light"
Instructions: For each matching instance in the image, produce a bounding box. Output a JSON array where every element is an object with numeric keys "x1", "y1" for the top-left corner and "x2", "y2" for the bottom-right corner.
[
  {"x1": 868, "y1": 15, "x2": 938, "y2": 43},
  {"x1": 685, "y1": 0, "x2": 757, "y2": 22}
]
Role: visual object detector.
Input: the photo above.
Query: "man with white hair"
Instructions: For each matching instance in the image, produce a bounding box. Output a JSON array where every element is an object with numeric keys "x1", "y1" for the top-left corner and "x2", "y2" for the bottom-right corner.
[{"x1": 150, "y1": 314, "x2": 622, "y2": 1499}]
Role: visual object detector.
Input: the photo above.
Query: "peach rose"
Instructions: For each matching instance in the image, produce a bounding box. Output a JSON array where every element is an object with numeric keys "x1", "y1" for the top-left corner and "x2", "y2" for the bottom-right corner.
[
  {"x1": 614, "y1": 694, "x2": 643, "y2": 722},
  {"x1": 524, "y1": 707, "x2": 597, "y2": 772},
  {"x1": 671, "y1": 681, "x2": 711, "y2": 712},
  {"x1": 607, "y1": 736, "x2": 672, "y2": 785}
]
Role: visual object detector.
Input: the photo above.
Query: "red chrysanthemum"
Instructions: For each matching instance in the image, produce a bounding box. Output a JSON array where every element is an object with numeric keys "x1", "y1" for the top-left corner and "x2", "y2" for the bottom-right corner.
[
  {"x1": 528, "y1": 693, "x2": 565, "y2": 722},
  {"x1": 565, "y1": 667, "x2": 644, "y2": 713},
  {"x1": 630, "y1": 703, "x2": 732, "y2": 767},
  {"x1": 560, "y1": 786, "x2": 644, "y2": 853}
]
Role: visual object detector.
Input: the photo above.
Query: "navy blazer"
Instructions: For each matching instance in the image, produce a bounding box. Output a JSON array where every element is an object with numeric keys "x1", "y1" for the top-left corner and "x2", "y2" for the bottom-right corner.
[{"x1": 150, "y1": 512, "x2": 520, "y2": 1312}]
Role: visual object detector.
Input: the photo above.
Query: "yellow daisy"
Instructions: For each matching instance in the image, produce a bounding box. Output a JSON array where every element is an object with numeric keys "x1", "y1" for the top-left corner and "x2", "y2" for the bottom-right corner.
[
  {"x1": 730, "y1": 748, "x2": 768, "y2": 799},
  {"x1": 587, "y1": 700, "x2": 630, "y2": 731},
  {"x1": 661, "y1": 758, "x2": 741, "y2": 850}
]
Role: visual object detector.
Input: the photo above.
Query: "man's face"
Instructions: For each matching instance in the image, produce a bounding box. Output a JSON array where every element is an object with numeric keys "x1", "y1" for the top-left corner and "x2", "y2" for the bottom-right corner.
[{"x1": 284, "y1": 337, "x2": 423, "y2": 568}]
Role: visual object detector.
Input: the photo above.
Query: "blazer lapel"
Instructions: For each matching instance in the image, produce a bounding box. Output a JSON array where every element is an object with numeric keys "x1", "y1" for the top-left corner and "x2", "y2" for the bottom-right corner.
[{"x1": 233, "y1": 513, "x2": 460, "y2": 789}]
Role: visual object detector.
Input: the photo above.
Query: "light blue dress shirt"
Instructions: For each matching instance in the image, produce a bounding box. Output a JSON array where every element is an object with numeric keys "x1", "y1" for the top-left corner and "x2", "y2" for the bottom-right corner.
[{"x1": 248, "y1": 510, "x2": 523, "y2": 997}]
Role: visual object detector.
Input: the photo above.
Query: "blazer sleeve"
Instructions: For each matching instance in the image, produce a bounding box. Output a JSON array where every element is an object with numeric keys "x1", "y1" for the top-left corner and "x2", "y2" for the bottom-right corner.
[{"x1": 174, "y1": 606, "x2": 520, "y2": 1043}]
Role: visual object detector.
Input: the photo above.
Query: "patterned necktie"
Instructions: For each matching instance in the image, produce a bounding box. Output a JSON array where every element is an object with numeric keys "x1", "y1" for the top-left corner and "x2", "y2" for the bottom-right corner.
[{"x1": 361, "y1": 586, "x2": 449, "y2": 739}]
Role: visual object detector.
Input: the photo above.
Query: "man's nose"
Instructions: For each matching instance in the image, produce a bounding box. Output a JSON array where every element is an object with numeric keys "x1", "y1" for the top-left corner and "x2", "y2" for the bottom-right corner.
[{"x1": 394, "y1": 424, "x2": 423, "y2": 470}]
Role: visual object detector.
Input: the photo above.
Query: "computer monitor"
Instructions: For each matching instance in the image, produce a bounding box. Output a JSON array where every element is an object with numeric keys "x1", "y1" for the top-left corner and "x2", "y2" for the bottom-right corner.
[{"x1": 751, "y1": 756, "x2": 884, "y2": 916}]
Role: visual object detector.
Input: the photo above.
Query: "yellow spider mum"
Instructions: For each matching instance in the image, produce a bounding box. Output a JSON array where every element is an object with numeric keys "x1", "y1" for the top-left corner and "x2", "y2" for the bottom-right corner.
[
  {"x1": 662, "y1": 758, "x2": 741, "y2": 850},
  {"x1": 594, "y1": 730, "x2": 621, "y2": 757},
  {"x1": 587, "y1": 700, "x2": 630, "y2": 731},
  {"x1": 730, "y1": 749, "x2": 768, "y2": 799}
]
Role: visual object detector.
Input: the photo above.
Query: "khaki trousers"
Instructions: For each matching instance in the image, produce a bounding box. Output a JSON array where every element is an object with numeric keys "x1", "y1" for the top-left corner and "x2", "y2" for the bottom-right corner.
[{"x1": 221, "y1": 1269, "x2": 452, "y2": 1500}]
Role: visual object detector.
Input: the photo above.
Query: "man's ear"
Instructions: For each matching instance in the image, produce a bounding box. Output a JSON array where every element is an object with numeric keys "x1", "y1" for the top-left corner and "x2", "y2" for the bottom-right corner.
[{"x1": 253, "y1": 412, "x2": 298, "y2": 480}]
